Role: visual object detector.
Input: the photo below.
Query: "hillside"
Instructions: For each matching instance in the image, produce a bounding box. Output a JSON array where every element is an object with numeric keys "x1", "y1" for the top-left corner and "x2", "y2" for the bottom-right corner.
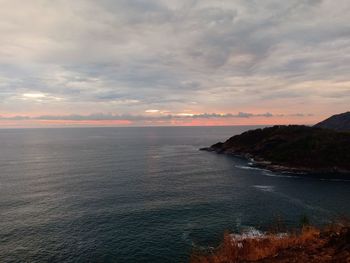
[
  {"x1": 191, "y1": 224, "x2": 350, "y2": 263},
  {"x1": 314, "y1": 111, "x2": 350, "y2": 131},
  {"x1": 201, "y1": 125, "x2": 350, "y2": 174}
]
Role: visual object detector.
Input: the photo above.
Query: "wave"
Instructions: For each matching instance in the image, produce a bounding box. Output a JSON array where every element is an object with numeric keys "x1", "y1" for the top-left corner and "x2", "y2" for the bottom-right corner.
[
  {"x1": 252, "y1": 185, "x2": 275, "y2": 192},
  {"x1": 263, "y1": 170, "x2": 350, "y2": 183},
  {"x1": 262, "y1": 171, "x2": 302, "y2": 179},
  {"x1": 235, "y1": 165, "x2": 269, "y2": 172},
  {"x1": 230, "y1": 227, "x2": 288, "y2": 241},
  {"x1": 319, "y1": 178, "x2": 350, "y2": 182},
  {"x1": 230, "y1": 227, "x2": 265, "y2": 241}
]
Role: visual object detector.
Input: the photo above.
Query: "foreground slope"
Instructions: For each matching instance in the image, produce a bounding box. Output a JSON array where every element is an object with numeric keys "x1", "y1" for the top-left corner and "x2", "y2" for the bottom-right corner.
[{"x1": 191, "y1": 224, "x2": 350, "y2": 263}]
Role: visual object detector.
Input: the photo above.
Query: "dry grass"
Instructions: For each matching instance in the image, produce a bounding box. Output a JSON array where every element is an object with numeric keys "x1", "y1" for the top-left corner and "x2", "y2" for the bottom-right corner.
[{"x1": 190, "y1": 223, "x2": 350, "y2": 263}]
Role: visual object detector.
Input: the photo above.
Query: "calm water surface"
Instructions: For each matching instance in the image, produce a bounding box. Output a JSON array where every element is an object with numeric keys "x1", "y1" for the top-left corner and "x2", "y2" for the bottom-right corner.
[{"x1": 0, "y1": 126, "x2": 349, "y2": 262}]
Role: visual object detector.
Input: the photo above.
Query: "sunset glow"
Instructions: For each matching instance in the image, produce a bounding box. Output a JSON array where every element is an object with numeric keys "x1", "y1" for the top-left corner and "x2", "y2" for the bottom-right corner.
[{"x1": 0, "y1": 1, "x2": 349, "y2": 128}]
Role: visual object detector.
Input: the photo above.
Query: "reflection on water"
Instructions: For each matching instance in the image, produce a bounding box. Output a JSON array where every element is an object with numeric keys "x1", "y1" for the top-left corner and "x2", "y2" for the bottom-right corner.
[{"x1": 0, "y1": 126, "x2": 349, "y2": 263}]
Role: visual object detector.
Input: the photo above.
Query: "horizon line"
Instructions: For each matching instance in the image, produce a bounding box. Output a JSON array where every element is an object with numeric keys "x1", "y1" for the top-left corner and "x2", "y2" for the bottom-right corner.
[{"x1": 0, "y1": 123, "x2": 317, "y2": 130}]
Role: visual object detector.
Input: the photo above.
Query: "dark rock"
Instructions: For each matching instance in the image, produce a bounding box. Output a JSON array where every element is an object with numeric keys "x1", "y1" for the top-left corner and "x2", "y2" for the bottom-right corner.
[
  {"x1": 202, "y1": 124, "x2": 350, "y2": 174},
  {"x1": 314, "y1": 111, "x2": 350, "y2": 131}
]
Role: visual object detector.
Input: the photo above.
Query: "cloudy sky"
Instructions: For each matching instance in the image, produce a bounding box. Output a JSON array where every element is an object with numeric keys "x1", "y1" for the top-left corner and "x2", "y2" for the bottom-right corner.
[{"x1": 0, "y1": 0, "x2": 349, "y2": 127}]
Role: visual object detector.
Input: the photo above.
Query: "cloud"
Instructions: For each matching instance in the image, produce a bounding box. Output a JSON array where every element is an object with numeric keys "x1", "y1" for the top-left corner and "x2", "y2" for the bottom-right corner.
[
  {"x1": 0, "y1": 111, "x2": 308, "y2": 122},
  {"x1": 0, "y1": 0, "x2": 349, "y2": 124},
  {"x1": 145, "y1": 109, "x2": 160, "y2": 113}
]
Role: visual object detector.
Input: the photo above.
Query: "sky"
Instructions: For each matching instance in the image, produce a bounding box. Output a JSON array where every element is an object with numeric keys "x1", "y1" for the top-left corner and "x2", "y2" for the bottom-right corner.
[{"x1": 0, "y1": 0, "x2": 349, "y2": 128}]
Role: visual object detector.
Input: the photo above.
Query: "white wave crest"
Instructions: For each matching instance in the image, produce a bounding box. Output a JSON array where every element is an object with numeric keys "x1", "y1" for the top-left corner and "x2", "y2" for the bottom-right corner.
[
  {"x1": 262, "y1": 171, "x2": 301, "y2": 178},
  {"x1": 235, "y1": 165, "x2": 269, "y2": 172},
  {"x1": 252, "y1": 185, "x2": 275, "y2": 192}
]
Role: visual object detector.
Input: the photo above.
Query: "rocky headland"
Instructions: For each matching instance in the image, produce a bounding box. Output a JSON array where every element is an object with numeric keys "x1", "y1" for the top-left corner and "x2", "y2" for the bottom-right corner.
[
  {"x1": 314, "y1": 111, "x2": 350, "y2": 132},
  {"x1": 201, "y1": 114, "x2": 350, "y2": 174}
]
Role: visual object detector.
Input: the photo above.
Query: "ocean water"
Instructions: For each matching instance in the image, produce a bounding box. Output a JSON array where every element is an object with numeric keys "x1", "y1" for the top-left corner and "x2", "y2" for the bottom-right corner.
[{"x1": 0, "y1": 126, "x2": 349, "y2": 263}]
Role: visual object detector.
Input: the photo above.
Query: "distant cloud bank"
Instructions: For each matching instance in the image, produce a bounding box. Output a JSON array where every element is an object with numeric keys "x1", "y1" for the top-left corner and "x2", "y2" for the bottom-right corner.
[{"x1": 0, "y1": 112, "x2": 312, "y2": 121}]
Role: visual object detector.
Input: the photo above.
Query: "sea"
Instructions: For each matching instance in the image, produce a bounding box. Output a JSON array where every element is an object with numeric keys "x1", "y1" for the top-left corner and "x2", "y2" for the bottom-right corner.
[{"x1": 0, "y1": 126, "x2": 349, "y2": 263}]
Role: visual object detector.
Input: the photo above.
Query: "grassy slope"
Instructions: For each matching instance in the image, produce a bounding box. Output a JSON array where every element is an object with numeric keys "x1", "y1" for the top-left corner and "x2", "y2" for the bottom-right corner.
[{"x1": 191, "y1": 224, "x2": 350, "y2": 263}]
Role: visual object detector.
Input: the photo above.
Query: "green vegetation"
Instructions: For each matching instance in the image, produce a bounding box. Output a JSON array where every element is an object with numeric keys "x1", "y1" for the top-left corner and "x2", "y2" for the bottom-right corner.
[
  {"x1": 314, "y1": 111, "x2": 350, "y2": 131},
  {"x1": 207, "y1": 125, "x2": 350, "y2": 173},
  {"x1": 300, "y1": 214, "x2": 310, "y2": 227}
]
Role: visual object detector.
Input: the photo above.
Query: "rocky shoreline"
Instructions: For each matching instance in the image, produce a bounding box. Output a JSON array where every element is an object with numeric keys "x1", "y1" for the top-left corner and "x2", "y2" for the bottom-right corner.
[
  {"x1": 200, "y1": 146, "x2": 350, "y2": 175},
  {"x1": 200, "y1": 125, "x2": 350, "y2": 176}
]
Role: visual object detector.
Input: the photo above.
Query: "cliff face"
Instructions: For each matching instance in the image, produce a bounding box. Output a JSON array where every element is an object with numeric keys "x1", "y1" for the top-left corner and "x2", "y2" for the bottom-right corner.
[
  {"x1": 201, "y1": 125, "x2": 350, "y2": 173},
  {"x1": 314, "y1": 111, "x2": 350, "y2": 131}
]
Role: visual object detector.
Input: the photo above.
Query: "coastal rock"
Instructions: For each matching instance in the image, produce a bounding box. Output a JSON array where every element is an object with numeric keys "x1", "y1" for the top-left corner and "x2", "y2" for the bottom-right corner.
[
  {"x1": 314, "y1": 111, "x2": 350, "y2": 131},
  {"x1": 202, "y1": 124, "x2": 350, "y2": 174}
]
